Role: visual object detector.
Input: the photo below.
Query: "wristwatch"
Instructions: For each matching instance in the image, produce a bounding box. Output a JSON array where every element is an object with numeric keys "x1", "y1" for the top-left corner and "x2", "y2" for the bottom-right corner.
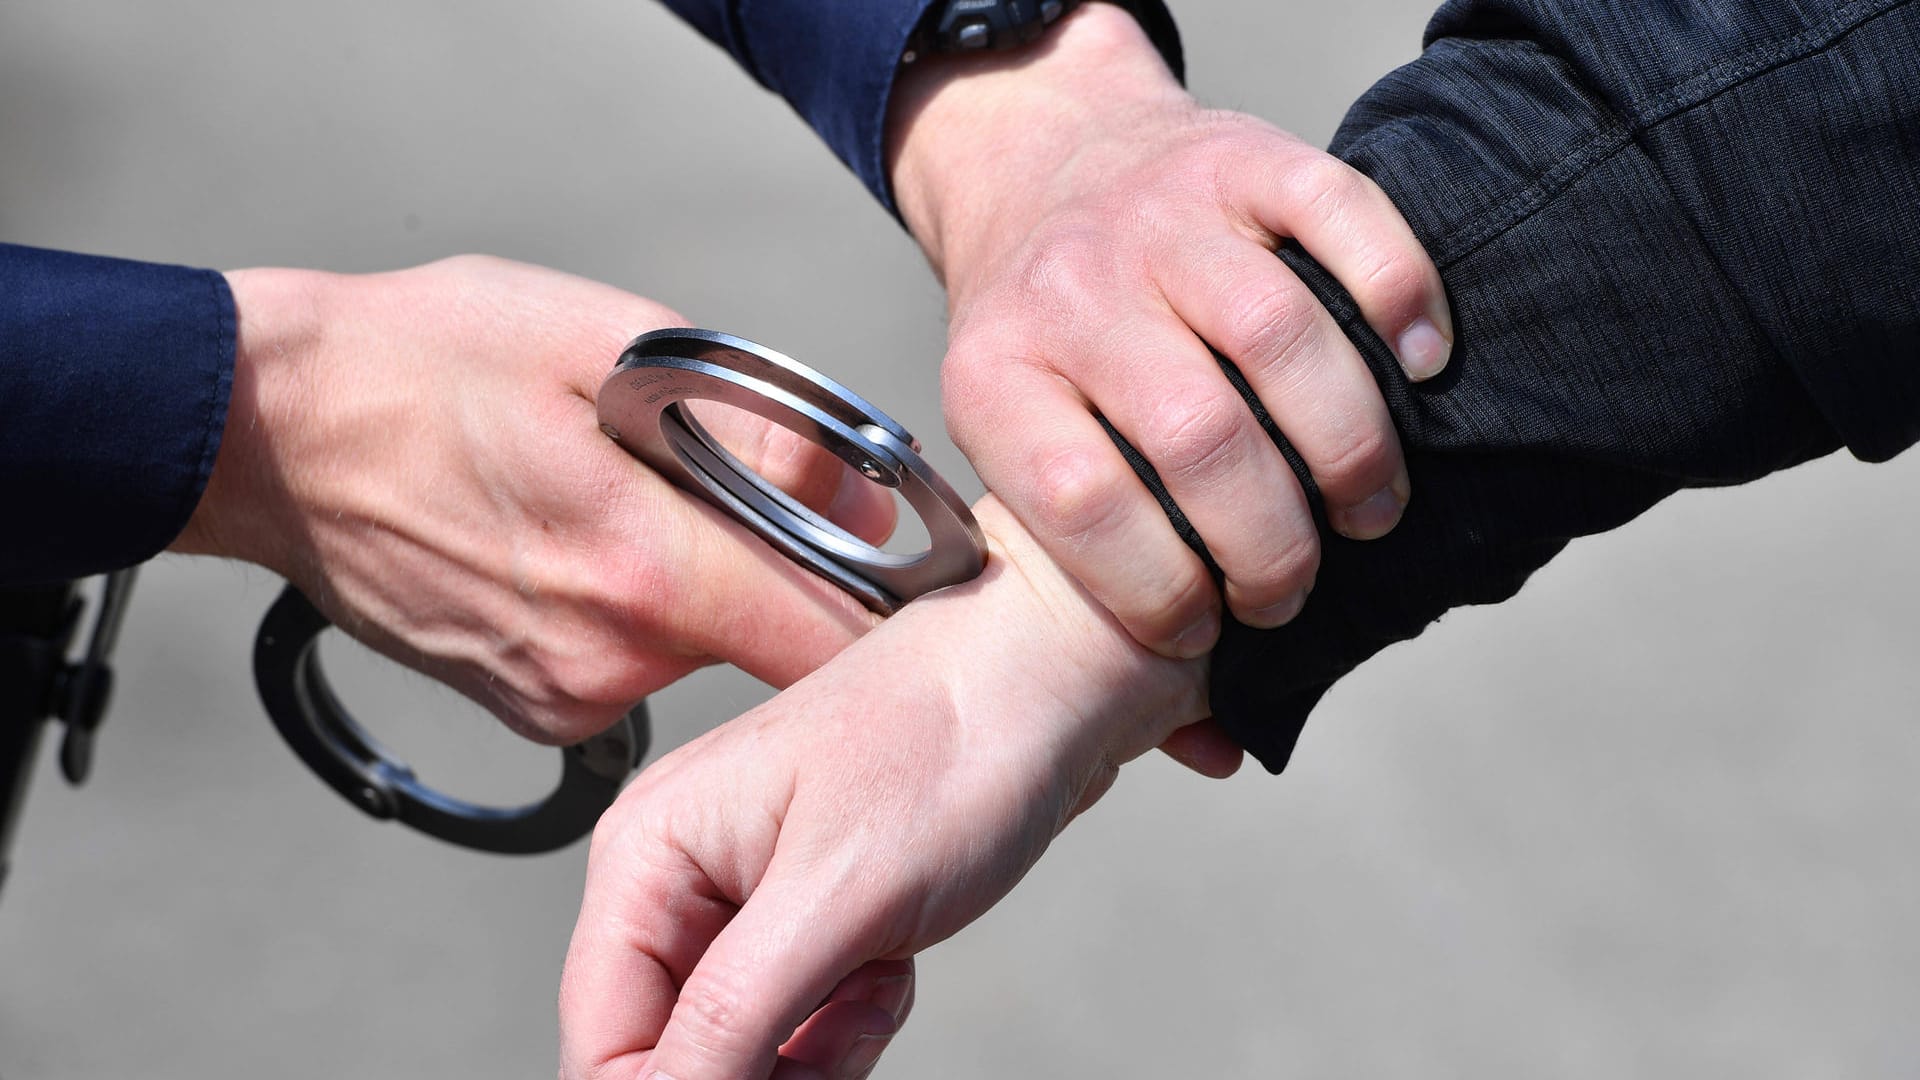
[{"x1": 901, "y1": 0, "x2": 1185, "y2": 82}]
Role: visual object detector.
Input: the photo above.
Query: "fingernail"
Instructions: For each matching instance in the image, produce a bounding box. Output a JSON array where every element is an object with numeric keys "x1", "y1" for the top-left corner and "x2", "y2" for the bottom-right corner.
[
  {"x1": 1396, "y1": 316, "x2": 1452, "y2": 380},
  {"x1": 841, "y1": 1032, "x2": 893, "y2": 1079},
  {"x1": 869, "y1": 974, "x2": 912, "y2": 1022},
  {"x1": 1246, "y1": 589, "x2": 1308, "y2": 629},
  {"x1": 1334, "y1": 479, "x2": 1408, "y2": 541},
  {"x1": 1171, "y1": 610, "x2": 1219, "y2": 659}
]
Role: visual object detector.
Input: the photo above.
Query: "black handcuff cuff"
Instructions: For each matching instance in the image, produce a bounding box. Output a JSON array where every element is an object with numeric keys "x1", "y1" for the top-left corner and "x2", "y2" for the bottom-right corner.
[{"x1": 252, "y1": 329, "x2": 986, "y2": 854}]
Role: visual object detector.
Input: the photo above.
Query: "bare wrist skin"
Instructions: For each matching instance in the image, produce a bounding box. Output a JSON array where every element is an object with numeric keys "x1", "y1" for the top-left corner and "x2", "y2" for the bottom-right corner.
[
  {"x1": 170, "y1": 267, "x2": 333, "y2": 574},
  {"x1": 922, "y1": 496, "x2": 1209, "y2": 765},
  {"x1": 887, "y1": 1, "x2": 1182, "y2": 281}
]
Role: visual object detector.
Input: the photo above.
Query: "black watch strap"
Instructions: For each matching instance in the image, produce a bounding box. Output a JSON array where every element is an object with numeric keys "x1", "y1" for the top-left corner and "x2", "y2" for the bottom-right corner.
[
  {"x1": 903, "y1": 0, "x2": 1185, "y2": 83},
  {"x1": 904, "y1": 0, "x2": 1077, "y2": 59}
]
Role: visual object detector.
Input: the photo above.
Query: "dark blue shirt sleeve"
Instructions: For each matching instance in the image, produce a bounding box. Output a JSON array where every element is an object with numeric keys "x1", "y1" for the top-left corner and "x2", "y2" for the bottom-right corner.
[
  {"x1": 656, "y1": 0, "x2": 1184, "y2": 212},
  {"x1": 0, "y1": 243, "x2": 235, "y2": 585}
]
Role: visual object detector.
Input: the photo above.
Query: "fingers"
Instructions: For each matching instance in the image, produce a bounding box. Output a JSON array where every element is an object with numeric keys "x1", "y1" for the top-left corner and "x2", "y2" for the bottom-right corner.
[
  {"x1": 651, "y1": 500, "x2": 879, "y2": 690},
  {"x1": 1235, "y1": 149, "x2": 1454, "y2": 382},
  {"x1": 643, "y1": 872, "x2": 886, "y2": 1080},
  {"x1": 588, "y1": 434, "x2": 881, "y2": 691},
  {"x1": 563, "y1": 765, "x2": 900, "y2": 1080},
  {"x1": 817, "y1": 957, "x2": 916, "y2": 1025},
  {"x1": 564, "y1": 866, "x2": 910, "y2": 1080},
  {"x1": 559, "y1": 827, "x2": 738, "y2": 1080},
  {"x1": 1156, "y1": 718, "x2": 1245, "y2": 778},
  {"x1": 936, "y1": 122, "x2": 1447, "y2": 655},
  {"x1": 825, "y1": 466, "x2": 900, "y2": 549},
  {"x1": 683, "y1": 401, "x2": 898, "y2": 546},
  {"x1": 1076, "y1": 310, "x2": 1327, "y2": 629},
  {"x1": 778, "y1": 959, "x2": 916, "y2": 1078},
  {"x1": 771, "y1": 1002, "x2": 896, "y2": 1080},
  {"x1": 1157, "y1": 236, "x2": 1411, "y2": 543},
  {"x1": 947, "y1": 357, "x2": 1221, "y2": 657}
]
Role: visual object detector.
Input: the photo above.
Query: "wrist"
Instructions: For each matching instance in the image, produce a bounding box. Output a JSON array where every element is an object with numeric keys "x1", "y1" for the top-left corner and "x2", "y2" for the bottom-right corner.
[
  {"x1": 922, "y1": 497, "x2": 1208, "y2": 765},
  {"x1": 886, "y1": 1, "x2": 1187, "y2": 279},
  {"x1": 170, "y1": 267, "x2": 334, "y2": 571}
]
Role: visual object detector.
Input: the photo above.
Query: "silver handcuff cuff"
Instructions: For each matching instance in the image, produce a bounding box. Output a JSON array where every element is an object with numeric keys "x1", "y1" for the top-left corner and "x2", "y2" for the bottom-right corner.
[
  {"x1": 596, "y1": 328, "x2": 984, "y2": 613},
  {"x1": 252, "y1": 328, "x2": 985, "y2": 853}
]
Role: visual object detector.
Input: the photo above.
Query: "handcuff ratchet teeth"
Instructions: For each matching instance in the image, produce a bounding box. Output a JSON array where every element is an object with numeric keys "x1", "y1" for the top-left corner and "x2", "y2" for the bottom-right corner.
[{"x1": 252, "y1": 328, "x2": 984, "y2": 854}]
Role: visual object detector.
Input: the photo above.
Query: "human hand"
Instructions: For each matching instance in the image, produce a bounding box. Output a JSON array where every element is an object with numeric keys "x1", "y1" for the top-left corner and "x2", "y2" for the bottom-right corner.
[
  {"x1": 557, "y1": 497, "x2": 1209, "y2": 1080},
  {"x1": 170, "y1": 255, "x2": 893, "y2": 744},
  {"x1": 888, "y1": 2, "x2": 1452, "y2": 658}
]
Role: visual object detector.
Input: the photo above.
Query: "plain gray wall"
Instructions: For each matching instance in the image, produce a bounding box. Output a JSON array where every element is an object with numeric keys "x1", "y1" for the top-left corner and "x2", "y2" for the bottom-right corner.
[{"x1": 3, "y1": 3, "x2": 1917, "y2": 1077}]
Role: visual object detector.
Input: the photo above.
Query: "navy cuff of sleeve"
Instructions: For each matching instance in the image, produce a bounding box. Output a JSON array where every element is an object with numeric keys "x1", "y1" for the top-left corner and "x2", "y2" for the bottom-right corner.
[
  {"x1": 0, "y1": 243, "x2": 235, "y2": 585},
  {"x1": 730, "y1": 0, "x2": 937, "y2": 214},
  {"x1": 683, "y1": 0, "x2": 1184, "y2": 215}
]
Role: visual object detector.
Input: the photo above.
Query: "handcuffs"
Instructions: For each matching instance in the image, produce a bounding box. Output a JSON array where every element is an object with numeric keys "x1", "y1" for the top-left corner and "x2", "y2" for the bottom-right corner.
[{"x1": 253, "y1": 329, "x2": 986, "y2": 854}]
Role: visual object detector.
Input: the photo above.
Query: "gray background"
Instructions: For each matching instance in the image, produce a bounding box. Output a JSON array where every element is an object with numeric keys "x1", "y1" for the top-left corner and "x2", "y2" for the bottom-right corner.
[{"x1": 3, "y1": 2, "x2": 1917, "y2": 1077}]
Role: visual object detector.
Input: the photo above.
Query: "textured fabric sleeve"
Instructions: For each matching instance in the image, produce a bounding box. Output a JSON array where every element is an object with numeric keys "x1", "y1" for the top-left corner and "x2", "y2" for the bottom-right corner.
[
  {"x1": 1150, "y1": 0, "x2": 1920, "y2": 772},
  {"x1": 654, "y1": 0, "x2": 1184, "y2": 211},
  {"x1": 0, "y1": 243, "x2": 236, "y2": 586}
]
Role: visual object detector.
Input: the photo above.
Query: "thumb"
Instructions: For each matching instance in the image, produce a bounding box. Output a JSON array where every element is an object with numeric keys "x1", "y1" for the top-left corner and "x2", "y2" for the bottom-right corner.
[
  {"x1": 1157, "y1": 718, "x2": 1246, "y2": 778},
  {"x1": 587, "y1": 418, "x2": 883, "y2": 690},
  {"x1": 644, "y1": 873, "x2": 884, "y2": 1080},
  {"x1": 645, "y1": 486, "x2": 885, "y2": 689}
]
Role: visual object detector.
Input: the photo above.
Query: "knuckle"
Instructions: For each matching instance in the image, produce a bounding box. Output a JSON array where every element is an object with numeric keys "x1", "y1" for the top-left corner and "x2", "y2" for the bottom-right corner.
[
  {"x1": 520, "y1": 650, "x2": 653, "y2": 744},
  {"x1": 1015, "y1": 229, "x2": 1117, "y2": 313},
  {"x1": 1358, "y1": 252, "x2": 1432, "y2": 308},
  {"x1": 1030, "y1": 443, "x2": 1131, "y2": 551},
  {"x1": 551, "y1": 651, "x2": 646, "y2": 714},
  {"x1": 1291, "y1": 155, "x2": 1364, "y2": 219},
  {"x1": 1115, "y1": 563, "x2": 1215, "y2": 649},
  {"x1": 583, "y1": 800, "x2": 632, "y2": 863},
  {"x1": 942, "y1": 328, "x2": 995, "y2": 381},
  {"x1": 940, "y1": 351, "x2": 1044, "y2": 461},
  {"x1": 941, "y1": 327, "x2": 1025, "y2": 407},
  {"x1": 519, "y1": 707, "x2": 609, "y2": 749},
  {"x1": 675, "y1": 974, "x2": 754, "y2": 1055},
  {"x1": 1314, "y1": 419, "x2": 1399, "y2": 494},
  {"x1": 1146, "y1": 393, "x2": 1253, "y2": 488},
  {"x1": 1149, "y1": 562, "x2": 1216, "y2": 625},
  {"x1": 1131, "y1": 177, "x2": 1197, "y2": 238},
  {"x1": 1262, "y1": 529, "x2": 1322, "y2": 596},
  {"x1": 1220, "y1": 279, "x2": 1315, "y2": 376}
]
